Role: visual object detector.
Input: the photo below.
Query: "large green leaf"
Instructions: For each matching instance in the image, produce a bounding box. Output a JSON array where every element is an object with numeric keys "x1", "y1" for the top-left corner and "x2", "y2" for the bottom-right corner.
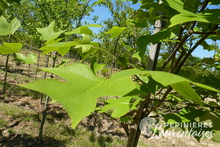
[
  {"x1": 19, "y1": 64, "x2": 137, "y2": 128},
  {"x1": 19, "y1": 65, "x2": 220, "y2": 128},
  {"x1": 169, "y1": 9, "x2": 220, "y2": 27},
  {"x1": 0, "y1": 42, "x2": 22, "y2": 55},
  {"x1": 171, "y1": 82, "x2": 203, "y2": 105},
  {"x1": 0, "y1": 16, "x2": 21, "y2": 35},
  {"x1": 37, "y1": 21, "x2": 65, "y2": 41},
  {"x1": 166, "y1": 0, "x2": 195, "y2": 15}
]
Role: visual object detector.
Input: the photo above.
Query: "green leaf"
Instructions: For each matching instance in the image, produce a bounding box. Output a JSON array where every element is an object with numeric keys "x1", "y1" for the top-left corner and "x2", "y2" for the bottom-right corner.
[
  {"x1": 19, "y1": 64, "x2": 137, "y2": 128},
  {"x1": 132, "y1": 52, "x2": 141, "y2": 61},
  {"x1": 14, "y1": 53, "x2": 37, "y2": 64},
  {"x1": 137, "y1": 29, "x2": 172, "y2": 59},
  {"x1": 0, "y1": 0, "x2": 8, "y2": 9},
  {"x1": 200, "y1": 41, "x2": 215, "y2": 51},
  {"x1": 86, "y1": 24, "x2": 102, "y2": 28},
  {"x1": 100, "y1": 97, "x2": 133, "y2": 118},
  {"x1": 91, "y1": 57, "x2": 105, "y2": 75},
  {"x1": 171, "y1": 82, "x2": 203, "y2": 105},
  {"x1": 74, "y1": 35, "x2": 99, "y2": 59},
  {"x1": 66, "y1": 26, "x2": 93, "y2": 36},
  {"x1": 56, "y1": 59, "x2": 70, "y2": 68},
  {"x1": 169, "y1": 9, "x2": 220, "y2": 27},
  {"x1": 78, "y1": 42, "x2": 99, "y2": 59},
  {"x1": 132, "y1": 0, "x2": 138, "y2": 4},
  {"x1": 0, "y1": 16, "x2": 21, "y2": 35},
  {"x1": 0, "y1": 42, "x2": 22, "y2": 55},
  {"x1": 19, "y1": 66, "x2": 220, "y2": 128},
  {"x1": 91, "y1": 0, "x2": 104, "y2": 6},
  {"x1": 105, "y1": 26, "x2": 126, "y2": 39},
  {"x1": 40, "y1": 40, "x2": 77, "y2": 56},
  {"x1": 191, "y1": 82, "x2": 220, "y2": 93},
  {"x1": 37, "y1": 21, "x2": 65, "y2": 41},
  {"x1": 166, "y1": 0, "x2": 196, "y2": 15},
  {"x1": 65, "y1": 24, "x2": 102, "y2": 36},
  {"x1": 210, "y1": 0, "x2": 220, "y2": 4}
]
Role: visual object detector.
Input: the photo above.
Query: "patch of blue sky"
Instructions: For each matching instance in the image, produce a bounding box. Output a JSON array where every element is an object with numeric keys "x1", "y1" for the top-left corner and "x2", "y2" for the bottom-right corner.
[{"x1": 83, "y1": 0, "x2": 219, "y2": 58}]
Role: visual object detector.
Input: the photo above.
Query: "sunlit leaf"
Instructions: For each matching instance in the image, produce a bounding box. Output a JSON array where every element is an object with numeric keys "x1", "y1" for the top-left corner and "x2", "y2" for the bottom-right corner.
[
  {"x1": 19, "y1": 65, "x2": 220, "y2": 128},
  {"x1": 40, "y1": 40, "x2": 77, "y2": 56},
  {"x1": 169, "y1": 9, "x2": 220, "y2": 27},
  {"x1": 166, "y1": 0, "x2": 195, "y2": 15},
  {"x1": 90, "y1": 57, "x2": 105, "y2": 75},
  {"x1": 65, "y1": 24, "x2": 102, "y2": 36},
  {"x1": 0, "y1": 16, "x2": 21, "y2": 35},
  {"x1": 105, "y1": 26, "x2": 126, "y2": 39},
  {"x1": 100, "y1": 97, "x2": 133, "y2": 118},
  {"x1": 171, "y1": 82, "x2": 203, "y2": 105},
  {"x1": 37, "y1": 21, "x2": 65, "y2": 41},
  {"x1": 19, "y1": 64, "x2": 137, "y2": 128},
  {"x1": 0, "y1": 42, "x2": 22, "y2": 55},
  {"x1": 14, "y1": 53, "x2": 37, "y2": 64}
]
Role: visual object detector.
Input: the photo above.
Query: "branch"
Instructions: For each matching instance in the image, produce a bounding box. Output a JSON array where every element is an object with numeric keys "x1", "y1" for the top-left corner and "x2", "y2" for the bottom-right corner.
[
  {"x1": 149, "y1": 98, "x2": 220, "y2": 110},
  {"x1": 191, "y1": 31, "x2": 218, "y2": 35},
  {"x1": 12, "y1": 34, "x2": 39, "y2": 50},
  {"x1": 149, "y1": 88, "x2": 172, "y2": 112},
  {"x1": 160, "y1": 0, "x2": 210, "y2": 71},
  {"x1": 174, "y1": 34, "x2": 210, "y2": 74}
]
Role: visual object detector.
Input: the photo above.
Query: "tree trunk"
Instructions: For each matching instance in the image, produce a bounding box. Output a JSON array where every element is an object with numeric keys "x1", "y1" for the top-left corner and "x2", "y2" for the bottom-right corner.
[{"x1": 126, "y1": 0, "x2": 165, "y2": 146}]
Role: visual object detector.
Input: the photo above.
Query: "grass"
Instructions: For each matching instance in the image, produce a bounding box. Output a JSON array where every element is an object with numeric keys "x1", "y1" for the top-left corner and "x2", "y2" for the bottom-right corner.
[
  {"x1": 0, "y1": 118, "x2": 7, "y2": 128},
  {"x1": 0, "y1": 101, "x2": 127, "y2": 146},
  {"x1": 0, "y1": 102, "x2": 36, "y2": 117},
  {"x1": 42, "y1": 121, "x2": 127, "y2": 147},
  {"x1": 211, "y1": 132, "x2": 220, "y2": 142}
]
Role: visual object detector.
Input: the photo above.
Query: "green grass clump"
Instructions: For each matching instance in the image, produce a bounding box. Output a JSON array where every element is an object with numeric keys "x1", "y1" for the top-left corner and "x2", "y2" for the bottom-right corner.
[{"x1": 211, "y1": 133, "x2": 220, "y2": 142}]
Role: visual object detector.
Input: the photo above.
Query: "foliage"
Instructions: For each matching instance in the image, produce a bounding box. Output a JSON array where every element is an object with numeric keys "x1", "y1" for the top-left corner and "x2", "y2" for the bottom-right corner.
[
  {"x1": 13, "y1": 53, "x2": 37, "y2": 64},
  {"x1": 0, "y1": 0, "x2": 220, "y2": 146}
]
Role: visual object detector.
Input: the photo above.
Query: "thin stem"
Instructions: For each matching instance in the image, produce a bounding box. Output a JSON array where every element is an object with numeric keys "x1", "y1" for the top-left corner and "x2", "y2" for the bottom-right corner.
[
  {"x1": 93, "y1": 46, "x2": 118, "y2": 60},
  {"x1": 174, "y1": 34, "x2": 209, "y2": 74},
  {"x1": 149, "y1": 88, "x2": 172, "y2": 112},
  {"x1": 2, "y1": 54, "x2": 10, "y2": 95},
  {"x1": 39, "y1": 95, "x2": 49, "y2": 142},
  {"x1": 149, "y1": 98, "x2": 220, "y2": 109},
  {"x1": 12, "y1": 34, "x2": 39, "y2": 50},
  {"x1": 160, "y1": 20, "x2": 198, "y2": 71}
]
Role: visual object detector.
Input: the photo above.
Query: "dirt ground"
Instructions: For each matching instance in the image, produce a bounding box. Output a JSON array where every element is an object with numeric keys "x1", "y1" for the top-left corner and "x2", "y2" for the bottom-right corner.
[{"x1": 1, "y1": 93, "x2": 220, "y2": 147}]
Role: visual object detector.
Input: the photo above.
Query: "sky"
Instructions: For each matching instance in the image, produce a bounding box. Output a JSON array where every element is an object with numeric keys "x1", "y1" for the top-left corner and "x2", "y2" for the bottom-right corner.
[{"x1": 84, "y1": 1, "x2": 218, "y2": 59}]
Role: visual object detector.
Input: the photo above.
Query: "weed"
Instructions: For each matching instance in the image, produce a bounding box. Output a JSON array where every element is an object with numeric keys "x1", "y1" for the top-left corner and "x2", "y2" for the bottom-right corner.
[
  {"x1": 0, "y1": 118, "x2": 7, "y2": 128},
  {"x1": 211, "y1": 133, "x2": 220, "y2": 142}
]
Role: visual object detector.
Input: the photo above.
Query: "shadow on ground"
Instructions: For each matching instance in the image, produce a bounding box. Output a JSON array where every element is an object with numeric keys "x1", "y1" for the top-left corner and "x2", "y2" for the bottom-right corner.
[{"x1": 0, "y1": 133, "x2": 66, "y2": 147}]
